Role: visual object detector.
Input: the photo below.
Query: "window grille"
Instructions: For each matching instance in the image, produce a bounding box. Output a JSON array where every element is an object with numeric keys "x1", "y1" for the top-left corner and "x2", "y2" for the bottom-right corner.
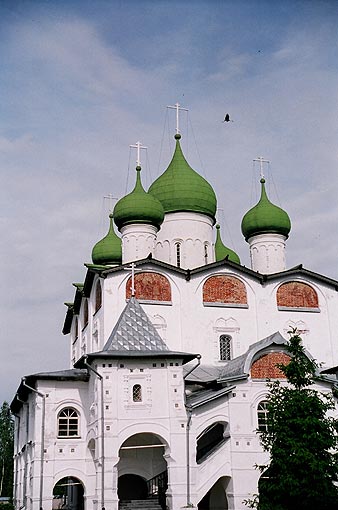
[
  {"x1": 219, "y1": 335, "x2": 232, "y2": 361},
  {"x1": 175, "y1": 243, "x2": 181, "y2": 268},
  {"x1": 58, "y1": 408, "x2": 79, "y2": 437},
  {"x1": 257, "y1": 401, "x2": 269, "y2": 431},
  {"x1": 204, "y1": 243, "x2": 208, "y2": 264},
  {"x1": 132, "y1": 384, "x2": 142, "y2": 402}
]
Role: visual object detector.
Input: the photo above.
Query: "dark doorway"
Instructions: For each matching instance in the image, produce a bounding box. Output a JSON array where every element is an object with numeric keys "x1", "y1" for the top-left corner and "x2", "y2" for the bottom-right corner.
[
  {"x1": 53, "y1": 477, "x2": 84, "y2": 510},
  {"x1": 118, "y1": 474, "x2": 148, "y2": 500}
]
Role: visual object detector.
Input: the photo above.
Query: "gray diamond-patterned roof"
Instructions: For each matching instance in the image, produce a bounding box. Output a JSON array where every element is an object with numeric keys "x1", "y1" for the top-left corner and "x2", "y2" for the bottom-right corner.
[{"x1": 103, "y1": 297, "x2": 169, "y2": 352}]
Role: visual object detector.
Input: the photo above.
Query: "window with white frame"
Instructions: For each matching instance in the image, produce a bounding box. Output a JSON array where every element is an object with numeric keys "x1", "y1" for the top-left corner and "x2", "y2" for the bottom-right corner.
[
  {"x1": 58, "y1": 407, "x2": 79, "y2": 437},
  {"x1": 95, "y1": 281, "x2": 102, "y2": 313},
  {"x1": 257, "y1": 400, "x2": 269, "y2": 432},
  {"x1": 219, "y1": 334, "x2": 232, "y2": 361},
  {"x1": 83, "y1": 299, "x2": 88, "y2": 329}
]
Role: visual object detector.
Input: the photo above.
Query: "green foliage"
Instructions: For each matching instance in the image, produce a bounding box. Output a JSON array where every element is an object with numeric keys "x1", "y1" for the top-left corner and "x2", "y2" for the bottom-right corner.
[
  {"x1": 246, "y1": 331, "x2": 338, "y2": 510},
  {"x1": 0, "y1": 402, "x2": 14, "y2": 498}
]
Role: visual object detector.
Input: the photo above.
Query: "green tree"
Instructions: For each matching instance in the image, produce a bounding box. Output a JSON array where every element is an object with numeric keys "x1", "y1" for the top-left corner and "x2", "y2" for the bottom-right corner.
[
  {"x1": 247, "y1": 331, "x2": 338, "y2": 510},
  {"x1": 0, "y1": 402, "x2": 14, "y2": 498}
]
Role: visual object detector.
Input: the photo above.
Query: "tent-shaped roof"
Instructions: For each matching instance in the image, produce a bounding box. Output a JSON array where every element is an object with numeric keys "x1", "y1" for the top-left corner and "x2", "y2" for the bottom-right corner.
[{"x1": 103, "y1": 296, "x2": 169, "y2": 352}]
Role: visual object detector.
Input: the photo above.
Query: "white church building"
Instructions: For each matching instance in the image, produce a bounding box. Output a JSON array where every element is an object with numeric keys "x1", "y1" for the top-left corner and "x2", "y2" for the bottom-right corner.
[{"x1": 11, "y1": 110, "x2": 338, "y2": 510}]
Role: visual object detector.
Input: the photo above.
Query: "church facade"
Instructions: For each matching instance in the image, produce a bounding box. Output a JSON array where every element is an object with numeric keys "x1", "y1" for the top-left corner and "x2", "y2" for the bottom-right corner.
[{"x1": 11, "y1": 125, "x2": 338, "y2": 510}]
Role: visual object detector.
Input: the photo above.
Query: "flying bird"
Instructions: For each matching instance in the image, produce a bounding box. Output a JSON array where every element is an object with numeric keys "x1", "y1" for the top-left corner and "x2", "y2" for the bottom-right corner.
[{"x1": 223, "y1": 113, "x2": 233, "y2": 123}]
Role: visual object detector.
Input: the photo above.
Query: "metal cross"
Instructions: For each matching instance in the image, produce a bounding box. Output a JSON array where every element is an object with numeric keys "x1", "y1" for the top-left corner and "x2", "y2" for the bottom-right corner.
[
  {"x1": 123, "y1": 262, "x2": 142, "y2": 297},
  {"x1": 103, "y1": 194, "x2": 118, "y2": 212},
  {"x1": 167, "y1": 102, "x2": 189, "y2": 134},
  {"x1": 253, "y1": 156, "x2": 270, "y2": 180},
  {"x1": 130, "y1": 141, "x2": 147, "y2": 167}
]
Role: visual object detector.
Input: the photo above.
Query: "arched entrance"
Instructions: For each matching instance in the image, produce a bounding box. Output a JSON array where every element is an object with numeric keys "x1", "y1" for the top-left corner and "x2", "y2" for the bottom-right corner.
[
  {"x1": 118, "y1": 433, "x2": 168, "y2": 506},
  {"x1": 118, "y1": 474, "x2": 148, "y2": 500},
  {"x1": 198, "y1": 477, "x2": 229, "y2": 510},
  {"x1": 52, "y1": 477, "x2": 84, "y2": 510}
]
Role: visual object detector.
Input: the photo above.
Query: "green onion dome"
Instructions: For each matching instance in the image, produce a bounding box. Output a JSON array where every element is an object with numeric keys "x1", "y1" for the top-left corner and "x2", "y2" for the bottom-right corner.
[
  {"x1": 241, "y1": 178, "x2": 291, "y2": 241},
  {"x1": 92, "y1": 213, "x2": 122, "y2": 265},
  {"x1": 148, "y1": 134, "x2": 217, "y2": 222},
  {"x1": 114, "y1": 166, "x2": 164, "y2": 230},
  {"x1": 215, "y1": 224, "x2": 241, "y2": 264}
]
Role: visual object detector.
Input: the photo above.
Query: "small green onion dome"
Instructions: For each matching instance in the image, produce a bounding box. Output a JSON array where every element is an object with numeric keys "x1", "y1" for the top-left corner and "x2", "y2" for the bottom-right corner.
[
  {"x1": 241, "y1": 178, "x2": 291, "y2": 241},
  {"x1": 92, "y1": 213, "x2": 122, "y2": 265},
  {"x1": 114, "y1": 166, "x2": 164, "y2": 230},
  {"x1": 148, "y1": 134, "x2": 217, "y2": 222},
  {"x1": 215, "y1": 224, "x2": 241, "y2": 264}
]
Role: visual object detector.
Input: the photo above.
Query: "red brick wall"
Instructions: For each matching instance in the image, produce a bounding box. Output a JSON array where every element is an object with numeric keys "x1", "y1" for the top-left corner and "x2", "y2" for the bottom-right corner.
[
  {"x1": 251, "y1": 352, "x2": 291, "y2": 379},
  {"x1": 277, "y1": 282, "x2": 318, "y2": 308},
  {"x1": 203, "y1": 276, "x2": 247, "y2": 304},
  {"x1": 126, "y1": 272, "x2": 171, "y2": 301}
]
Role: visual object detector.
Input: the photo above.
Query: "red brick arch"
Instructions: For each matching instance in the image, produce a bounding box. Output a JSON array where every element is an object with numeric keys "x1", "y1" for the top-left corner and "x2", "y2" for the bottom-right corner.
[
  {"x1": 277, "y1": 282, "x2": 319, "y2": 309},
  {"x1": 126, "y1": 272, "x2": 171, "y2": 302},
  {"x1": 203, "y1": 275, "x2": 247, "y2": 305},
  {"x1": 251, "y1": 352, "x2": 291, "y2": 379}
]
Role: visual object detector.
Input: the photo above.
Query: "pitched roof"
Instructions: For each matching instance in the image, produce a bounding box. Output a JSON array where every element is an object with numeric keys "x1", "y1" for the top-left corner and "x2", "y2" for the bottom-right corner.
[
  {"x1": 186, "y1": 384, "x2": 235, "y2": 409},
  {"x1": 103, "y1": 297, "x2": 170, "y2": 352},
  {"x1": 218, "y1": 331, "x2": 287, "y2": 382}
]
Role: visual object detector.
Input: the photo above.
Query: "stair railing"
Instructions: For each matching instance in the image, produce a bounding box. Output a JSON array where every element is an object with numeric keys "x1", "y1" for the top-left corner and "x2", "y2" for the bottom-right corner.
[{"x1": 146, "y1": 470, "x2": 168, "y2": 510}]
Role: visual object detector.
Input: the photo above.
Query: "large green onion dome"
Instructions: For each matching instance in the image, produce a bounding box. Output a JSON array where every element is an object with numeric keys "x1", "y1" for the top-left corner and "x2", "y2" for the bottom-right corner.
[
  {"x1": 114, "y1": 166, "x2": 164, "y2": 230},
  {"x1": 148, "y1": 134, "x2": 217, "y2": 222},
  {"x1": 241, "y1": 178, "x2": 291, "y2": 241},
  {"x1": 92, "y1": 213, "x2": 122, "y2": 265},
  {"x1": 215, "y1": 224, "x2": 240, "y2": 264}
]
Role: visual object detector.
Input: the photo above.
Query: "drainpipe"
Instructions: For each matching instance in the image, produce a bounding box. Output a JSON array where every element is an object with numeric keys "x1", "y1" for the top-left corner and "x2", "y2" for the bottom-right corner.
[
  {"x1": 15, "y1": 394, "x2": 30, "y2": 509},
  {"x1": 183, "y1": 355, "x2": 201, "y2": 508},
  {"x1": 12, "y1": 412, "x2": 20, "y2": 508},
  {"x1": 83, "y1": 356, "x2": 105, "y2": 510},
  {"x1": 22, "y1": 379, "x2": 46, "y2": 510}
]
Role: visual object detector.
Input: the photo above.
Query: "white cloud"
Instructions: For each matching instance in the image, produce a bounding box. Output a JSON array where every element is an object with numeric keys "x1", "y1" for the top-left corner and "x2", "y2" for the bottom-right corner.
[{"x1": 1, "y1": 5, "x2": 338, "y2": 403}]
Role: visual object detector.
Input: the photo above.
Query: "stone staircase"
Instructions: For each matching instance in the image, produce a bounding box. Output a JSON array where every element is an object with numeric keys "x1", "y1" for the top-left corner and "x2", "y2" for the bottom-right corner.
[{"x1": 119, "y1": 497, "x2": 162, "y2": 510}]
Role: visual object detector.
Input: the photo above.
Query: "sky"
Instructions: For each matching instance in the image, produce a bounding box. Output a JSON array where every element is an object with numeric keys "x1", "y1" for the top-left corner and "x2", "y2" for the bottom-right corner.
[{"x1": 1, "y1": 0, "x2": 338, "y2": 404}]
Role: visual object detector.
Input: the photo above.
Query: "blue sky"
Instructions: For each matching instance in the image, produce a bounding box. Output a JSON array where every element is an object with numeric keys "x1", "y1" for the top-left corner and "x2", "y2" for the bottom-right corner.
[{"x1": 1, "y1": 0, "x2": 338, "y2": 403}]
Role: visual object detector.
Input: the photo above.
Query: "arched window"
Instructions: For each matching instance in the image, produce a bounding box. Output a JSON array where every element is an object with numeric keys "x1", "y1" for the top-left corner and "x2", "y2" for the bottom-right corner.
[
  {"x1": 219, "y1": 335, "x2": 232, "y2": 361},
  {"x1": 132, "y1": 384, "x2": 142, "y2": 402},
  {"x1": 83, "y1": 299, "x2": 88, "y2": 328},
  {"x1": 74, "y1": 317, "x2": 79, "y2": 341},
  {"x1": 204, "y1": 243, "x2": 209, "y2": 264},
  {"x1": 58, "y1": 408, "x2": 79, "y2": 437},
  {"x1": 95, "y1": 281, "x2": 102, "y2": 313},
  {"x1": 257, "y1": 401, "x2": 269, "y2": 432},
  {"x1": 175, "y1": 243, "x2": 181, "y2": 268},
  {"x1": 196, "y1": 422, "x2": 229, "y2": 463},
  {"x1": 276, "y1": 282, "x2": 319, "y2": 309}
]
